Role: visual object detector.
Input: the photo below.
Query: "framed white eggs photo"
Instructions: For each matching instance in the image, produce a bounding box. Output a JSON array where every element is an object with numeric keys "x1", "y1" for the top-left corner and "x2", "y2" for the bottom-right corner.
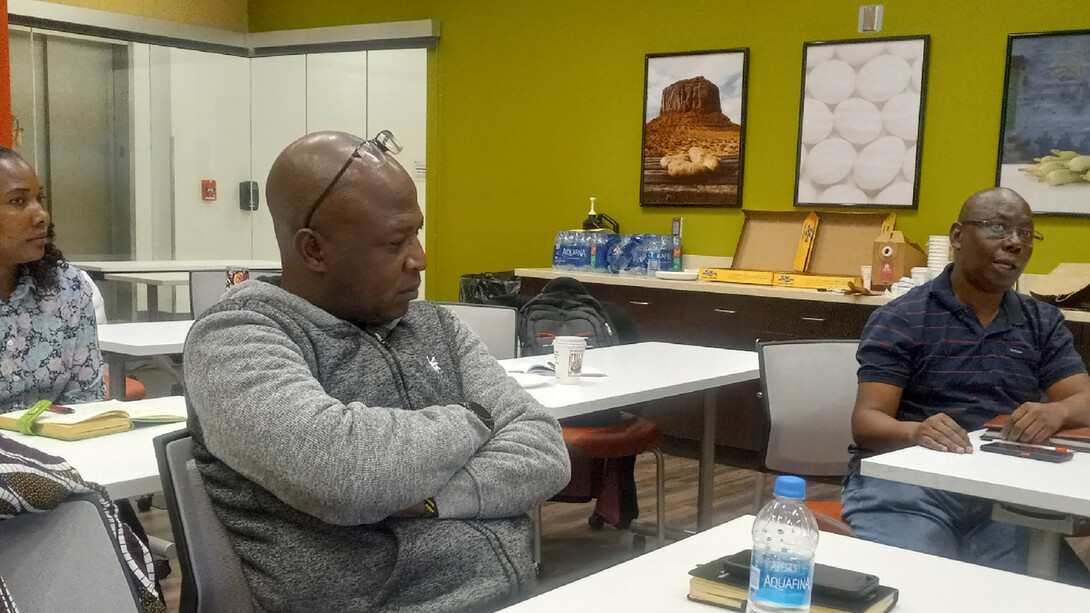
[{"x1": 793, "y1": 36, "x2": 929, "y2": 209}]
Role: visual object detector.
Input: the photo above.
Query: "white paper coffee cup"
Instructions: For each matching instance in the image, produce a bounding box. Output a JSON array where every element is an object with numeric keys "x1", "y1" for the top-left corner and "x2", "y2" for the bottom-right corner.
[
  {"x1": 910, "y1": 266, "x2": 930, "y2": 286},
  {"x1": 553, "y1": 336, "x2": 587, "y2": 384},
  {"x1": 860, "y1": 265, "x2": 872, "y2": 290}
]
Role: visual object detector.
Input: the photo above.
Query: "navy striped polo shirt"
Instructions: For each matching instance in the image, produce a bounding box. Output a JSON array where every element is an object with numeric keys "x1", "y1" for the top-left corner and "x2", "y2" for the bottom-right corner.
[{"x1": 857, "y1": 266, "x2": 1087, "y2": 432}]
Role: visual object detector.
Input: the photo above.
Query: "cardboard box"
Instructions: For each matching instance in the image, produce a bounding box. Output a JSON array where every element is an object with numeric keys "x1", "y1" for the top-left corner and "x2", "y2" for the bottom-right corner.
[
  {"x1": 700, "y1": 210, "x2": 896, "y2": 289},
  {"x1": 772, "y1": 273, "x2": 863, "y2": 291},
  {"x1": 808, "y1": 212, "x2": 896, "y2": 276},
  {"x1": 731, "y1": 210, "x2": 820, "y2": 273},
  {"x1": 1027, "y1": 263, "x2": 1090, "y2": 311},
  {"x1": 872, "y1": 230, "x2": 927, "y2": 290},
  {"x1": 698, "y1": 268, "x2": 774, "y2": 285}
]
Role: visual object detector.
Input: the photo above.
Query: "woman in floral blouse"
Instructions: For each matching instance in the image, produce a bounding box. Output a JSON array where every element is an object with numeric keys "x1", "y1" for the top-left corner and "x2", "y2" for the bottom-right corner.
[{"x1": 0, "y1": 146, "x2": 104, "y2": 412}]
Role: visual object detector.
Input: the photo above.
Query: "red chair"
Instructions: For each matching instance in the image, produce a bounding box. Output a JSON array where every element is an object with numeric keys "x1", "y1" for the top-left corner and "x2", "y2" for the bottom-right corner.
[
  {"x1": 535, "y1": 412, "x2": 667, "y2": 561},
  {"x1": 104, "y1": 374, "x2": 147, "y2": 402},
  {"x1": 805, "y1": 500, "x2": 853, "y2": 536}
]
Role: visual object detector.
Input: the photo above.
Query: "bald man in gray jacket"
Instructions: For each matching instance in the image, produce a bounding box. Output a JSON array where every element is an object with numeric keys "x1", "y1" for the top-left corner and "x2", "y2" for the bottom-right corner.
[{"x1": 183, "y1": 131, "x2": 570, "y2": 612}]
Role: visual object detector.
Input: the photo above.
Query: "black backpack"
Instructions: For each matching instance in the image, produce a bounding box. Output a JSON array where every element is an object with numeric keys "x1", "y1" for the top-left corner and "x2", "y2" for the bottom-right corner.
[{"x1": 518, "y1": 277, "x2": 618, "y2": 357}]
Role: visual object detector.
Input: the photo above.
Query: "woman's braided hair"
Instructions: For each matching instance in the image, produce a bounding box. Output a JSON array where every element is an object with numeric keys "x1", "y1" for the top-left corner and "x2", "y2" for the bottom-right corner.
[{"x1": 0, "y1": 145, "x2": 65, "y2": 292}]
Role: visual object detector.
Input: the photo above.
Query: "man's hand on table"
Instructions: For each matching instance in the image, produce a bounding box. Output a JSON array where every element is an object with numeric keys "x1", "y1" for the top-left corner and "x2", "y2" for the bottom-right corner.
[
  {"x1": 1002, "y1": 402, "x2": 1064, "y2": 445},
  {"x1": 914, "y1": 413, "x2": 972, "y2": 453}
]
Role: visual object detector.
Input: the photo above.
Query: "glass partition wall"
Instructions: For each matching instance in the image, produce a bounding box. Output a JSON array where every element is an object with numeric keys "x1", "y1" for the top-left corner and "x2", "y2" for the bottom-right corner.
[{"x1": 8, "y1": 26, "x2": 427, "y2": 318}]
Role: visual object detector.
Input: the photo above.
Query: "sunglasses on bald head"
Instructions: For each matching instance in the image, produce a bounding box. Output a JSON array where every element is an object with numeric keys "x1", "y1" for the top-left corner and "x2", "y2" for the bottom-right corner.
[{"x1": 302, "y1": 130, "x2": 403, "y2": 230}]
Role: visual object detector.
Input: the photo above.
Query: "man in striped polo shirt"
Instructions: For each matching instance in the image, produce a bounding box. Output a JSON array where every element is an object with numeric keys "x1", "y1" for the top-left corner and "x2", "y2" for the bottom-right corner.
[{"x1": 842, "y1": 187, "x2": 1090, "y2": 579}]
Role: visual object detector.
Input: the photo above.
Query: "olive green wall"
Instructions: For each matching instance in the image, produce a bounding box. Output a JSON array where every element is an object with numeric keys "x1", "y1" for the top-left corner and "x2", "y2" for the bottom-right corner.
[
  {"x1": 43, "y1": 0, "x2": 249, "y2": 31},
  {"x1": 249, "y1": 1, "x2": 1090, "y2": 300}
]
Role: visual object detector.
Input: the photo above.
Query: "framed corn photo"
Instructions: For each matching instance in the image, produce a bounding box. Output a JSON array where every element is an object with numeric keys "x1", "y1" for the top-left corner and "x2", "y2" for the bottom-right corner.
[
  {"x1": 639, "y1": 48, "x2": 749, "y2": 207},
  {"x1": 996, "y1": 29, "x2": 1090, "y2": 217}
]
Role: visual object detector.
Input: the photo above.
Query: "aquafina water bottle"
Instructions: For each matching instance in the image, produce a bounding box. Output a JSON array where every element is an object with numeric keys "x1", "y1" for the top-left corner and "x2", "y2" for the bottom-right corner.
[{"x1": 749, "y1": 475, "x2": 819, "y2": 613}]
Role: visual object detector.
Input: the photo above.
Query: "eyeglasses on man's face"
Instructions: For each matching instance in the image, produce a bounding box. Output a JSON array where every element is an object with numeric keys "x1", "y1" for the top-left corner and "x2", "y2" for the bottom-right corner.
[
  {"x1": 302, "y1": 130, "x2": 403, "y2": 230},
  {"x1": 958, "y1": 219, "x2": 1043, "y2": 244}
]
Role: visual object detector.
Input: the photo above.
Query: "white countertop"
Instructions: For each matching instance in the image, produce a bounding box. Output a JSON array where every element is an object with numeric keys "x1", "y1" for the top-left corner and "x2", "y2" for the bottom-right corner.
[
  {"x1": 499, "y1": 514, "x2": 1088, "y2": 611},
  {"x1": 862, "y1": 430, "x2": 1090, "y2": 518},
  {"x1": 515, "y1": 267, "x2": 1090, "y2": 322},
  {"x1": 516, "y1": 268, "x2": 893, "y2": 306}
]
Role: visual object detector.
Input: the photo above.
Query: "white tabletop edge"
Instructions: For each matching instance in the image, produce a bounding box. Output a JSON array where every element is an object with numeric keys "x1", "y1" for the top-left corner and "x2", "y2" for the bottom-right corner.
[
  {"x1": 74, "y1": 259, "x2": 281, "y2": 273},
  {"x1": 104, "y1": 272, "x2": 192, "y2": 285},
  {"x1": 501, "y1": 342, "x2": 759, "y2": 421},
  {"x1": 861, "y1": 431, "x2": 1090, "y2": 517},
  {"x1": 98, "y1": 320, "x2": 194, "y2": 356},
  {"x1": 498, "y1": 514, "x2": 1088, "y2": 612}
]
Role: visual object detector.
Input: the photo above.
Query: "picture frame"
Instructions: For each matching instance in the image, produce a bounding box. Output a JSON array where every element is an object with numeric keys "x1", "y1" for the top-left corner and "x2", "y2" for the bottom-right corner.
[
  {"x1": 639, "y1": 48, "x2": 748, "y2": 207},
  {"x1": 793, "y1": 35, "x2": 929, "y2": 209},
  {"x1": 996, "y1": 29, "x2": 1090, "y2": 217}
]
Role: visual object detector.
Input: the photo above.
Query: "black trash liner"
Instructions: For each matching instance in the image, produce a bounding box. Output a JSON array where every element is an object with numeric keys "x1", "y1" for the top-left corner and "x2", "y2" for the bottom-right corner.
[{"x1": 458, "y1": 271, "x2": 521, "y2": 305}]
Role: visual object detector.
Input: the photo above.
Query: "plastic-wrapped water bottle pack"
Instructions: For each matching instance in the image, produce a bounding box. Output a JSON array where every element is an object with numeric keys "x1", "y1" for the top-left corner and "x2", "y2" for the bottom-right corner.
[{"x1": 552, "y1": 231, "x2": 682, "y2": 275}]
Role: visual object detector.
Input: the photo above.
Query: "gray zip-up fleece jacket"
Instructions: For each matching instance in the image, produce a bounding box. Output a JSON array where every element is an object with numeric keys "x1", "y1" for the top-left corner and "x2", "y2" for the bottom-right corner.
[{"x1": 182, "y1": 279, "x2": 570, "y2": 612}]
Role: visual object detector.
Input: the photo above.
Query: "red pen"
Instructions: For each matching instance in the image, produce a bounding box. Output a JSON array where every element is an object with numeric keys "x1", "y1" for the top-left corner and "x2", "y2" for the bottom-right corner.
[{"x1": 46, "y1": 404, "x2": 74, "y2": 414}]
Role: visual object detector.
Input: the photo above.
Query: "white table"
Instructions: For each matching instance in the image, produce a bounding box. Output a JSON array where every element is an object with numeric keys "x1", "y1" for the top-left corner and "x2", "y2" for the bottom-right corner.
[
  {"x1": 74, "y1": 259, "x2": 281, "y2": 276},
  {"x1": 500, "y1": 342, "x2": 759, "y2": 530},
  {"x1": 498, "y1": 514, "x2": 1089, "y2": 611},
  {"x1": 99, "y1": 321, "x2": 193, "y2": 400},
  {"x1": 104, "y1": 272, "x2": 190, "y2": 321},
  {"x1": 862, "y1": 430, "x2": 1090, "y2": 579},
  {"x1": 2, "y1": 397, "x2": 187, "y2": 499}
]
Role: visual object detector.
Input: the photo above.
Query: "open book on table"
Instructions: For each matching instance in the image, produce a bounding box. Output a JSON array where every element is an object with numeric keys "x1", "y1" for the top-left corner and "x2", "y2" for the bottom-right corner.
[
  {"x1": 0, "y1": 397, "x2": 187, "y2": 441},
  {"x1": 981, "y1": 414, "x2": 1090, "y2": 452}
]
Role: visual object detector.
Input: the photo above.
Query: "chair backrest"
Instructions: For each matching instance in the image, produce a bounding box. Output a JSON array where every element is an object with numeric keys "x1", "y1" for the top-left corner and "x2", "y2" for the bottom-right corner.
[
  {"x1": 0, "y1": 496, "x2": 142, "y2": 612},
  {"x1": 438, "y1": 302, "x2": 519, "y2": 359},
  {"x1": 155, "y1": 429, "x2": 255, "y2": 613},
  {"x1": 189, "y1": 270, "x2": 231, "y2": 319},
  {"x1": 77, "y1": 268, "x2": 108, "y2": 325},
  {"x1": 189, "y1": 269, "x2": 279, "y2": 318},
  {"x1": 758, "y1": 339, "x2": 859, "y2": 477}
]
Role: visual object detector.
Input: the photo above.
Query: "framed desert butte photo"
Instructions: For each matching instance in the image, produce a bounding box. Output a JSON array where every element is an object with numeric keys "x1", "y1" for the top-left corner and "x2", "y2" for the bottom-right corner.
[
  {"x1": 640, "y1": 48, "x2": 748, "y2": 207},
  {"x1": 996, "y1": 29, "x2": 1090, "y2": 217},
  {"x1": 794, "y1": 36, "x2": 929, "y2": 209}
]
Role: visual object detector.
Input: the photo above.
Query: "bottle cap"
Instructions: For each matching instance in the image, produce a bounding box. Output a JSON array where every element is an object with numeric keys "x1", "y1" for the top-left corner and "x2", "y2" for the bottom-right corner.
[{"x1": 774, "y1": 475, "x2": 806, "y2": 499}]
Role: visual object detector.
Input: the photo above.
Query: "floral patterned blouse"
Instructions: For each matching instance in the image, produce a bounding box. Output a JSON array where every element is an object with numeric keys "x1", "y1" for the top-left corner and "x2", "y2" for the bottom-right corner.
[{"x1": 0, "y1": 263, "x2": 104, "y2": 412}]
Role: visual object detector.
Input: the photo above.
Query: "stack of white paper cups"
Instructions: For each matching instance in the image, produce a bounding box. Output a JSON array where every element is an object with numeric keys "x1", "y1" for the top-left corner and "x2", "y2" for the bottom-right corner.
[
  {"x1": 928, "y1": 235, "x2": 951, "y2": 279},
  {"x1": 553, "y1": 336, "x2": 587, "y2": 384}
]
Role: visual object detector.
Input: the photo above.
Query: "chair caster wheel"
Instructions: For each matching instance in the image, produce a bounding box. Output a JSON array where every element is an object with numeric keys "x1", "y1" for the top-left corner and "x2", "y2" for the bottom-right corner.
[{"x1": 588, "y1": 512, "x2": 606, "y2": 530}]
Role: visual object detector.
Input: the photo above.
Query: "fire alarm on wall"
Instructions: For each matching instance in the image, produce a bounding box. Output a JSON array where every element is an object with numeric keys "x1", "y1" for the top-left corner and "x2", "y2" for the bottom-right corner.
[{"x1": 201, "y1": 179, "x2": 217, "y2": 201}]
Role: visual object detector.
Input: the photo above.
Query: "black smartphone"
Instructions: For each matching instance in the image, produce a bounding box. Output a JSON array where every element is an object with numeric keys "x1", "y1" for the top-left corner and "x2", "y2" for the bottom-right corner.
[
  {"x1": 722, "y1": 549, "x2": 879, "y2": 601},
  {"x1": 979, "y1": 441, "x2": 1073, "y2": 463}
]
